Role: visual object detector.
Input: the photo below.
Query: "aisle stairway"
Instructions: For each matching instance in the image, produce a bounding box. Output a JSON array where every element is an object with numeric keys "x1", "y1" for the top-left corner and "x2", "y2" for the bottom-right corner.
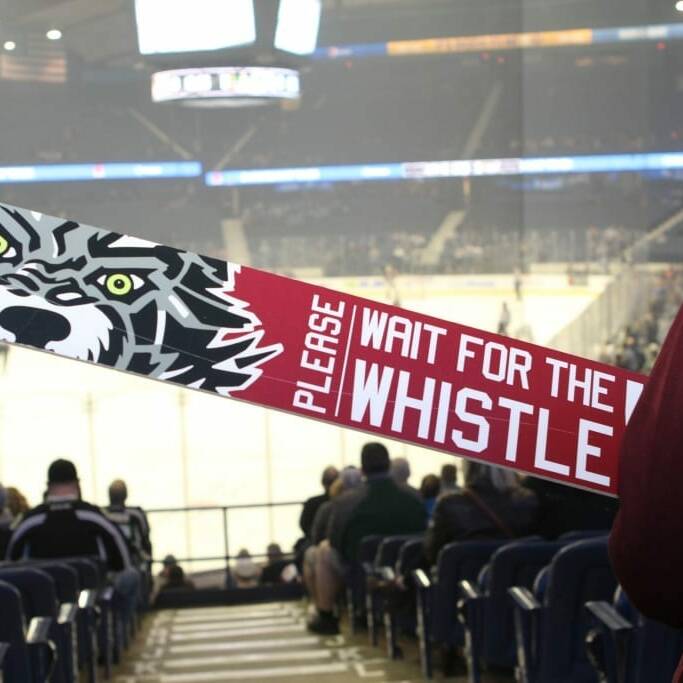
[{"x1": 114, "y1": 602, "x2": 449, "y2": 683}]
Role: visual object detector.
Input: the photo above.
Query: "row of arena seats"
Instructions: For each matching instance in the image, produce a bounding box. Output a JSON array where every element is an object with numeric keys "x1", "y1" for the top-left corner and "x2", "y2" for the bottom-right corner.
[
  {"x1": 343, "y1": 532, "x2": 683, "y2": 682},
  {"x1": 0, "y1": 557, "x2": 140, "y2": 682}
]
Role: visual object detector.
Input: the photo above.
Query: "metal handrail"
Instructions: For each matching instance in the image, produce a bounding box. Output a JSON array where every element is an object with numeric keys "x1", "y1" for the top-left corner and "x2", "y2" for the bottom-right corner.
[
  {"x1": 146, "y1": 501, "x2": 303, "y2": 514},
  {"x1": 145, "y1": 500, "x2": 306, "y2": 583}
]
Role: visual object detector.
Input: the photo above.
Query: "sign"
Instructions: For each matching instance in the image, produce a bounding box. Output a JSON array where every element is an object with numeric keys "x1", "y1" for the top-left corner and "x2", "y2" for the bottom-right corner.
[{"x1": 0, "y1": 203, "x2": 644, "y2": 495}]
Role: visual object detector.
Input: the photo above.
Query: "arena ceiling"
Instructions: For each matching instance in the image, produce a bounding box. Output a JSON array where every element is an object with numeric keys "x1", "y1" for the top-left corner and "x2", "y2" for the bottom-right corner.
[{"x1": 0, "y1": 0, "x2": 676, "y2": 66}]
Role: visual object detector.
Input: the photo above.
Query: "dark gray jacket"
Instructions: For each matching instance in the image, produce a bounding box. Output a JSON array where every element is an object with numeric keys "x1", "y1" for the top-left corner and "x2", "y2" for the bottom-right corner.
[{"x1": 424, "y1": 484, "x2": 538, "y2": 565}]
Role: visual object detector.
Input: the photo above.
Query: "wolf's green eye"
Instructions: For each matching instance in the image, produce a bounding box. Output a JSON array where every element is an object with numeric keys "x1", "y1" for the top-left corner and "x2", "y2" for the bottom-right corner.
[
  {"x1": 105, "y1": 273, "x2": 133, "y2": 296},
  {"x1": 0, "y1": 235, "x2": 8, "y2": 255}
]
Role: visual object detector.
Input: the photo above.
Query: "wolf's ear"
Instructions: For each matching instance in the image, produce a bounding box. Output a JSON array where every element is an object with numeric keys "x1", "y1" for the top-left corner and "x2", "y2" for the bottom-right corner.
[
  {"x1": 173, "y1": 287, "x2": 253, "y2": 329},
  {"x1": 180, "y1": 260, "x2": 227, "y2": 293}
]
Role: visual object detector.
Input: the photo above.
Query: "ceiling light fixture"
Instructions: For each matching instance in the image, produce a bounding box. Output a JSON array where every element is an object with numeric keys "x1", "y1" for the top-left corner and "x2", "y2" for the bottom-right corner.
[
  {"x1": 3, "y1": 40, "x2": 16, "y2": 51},
  {"x1": 46, "y1": 29, "x2": 62, "y2": 40},
  {"x1": 676, "y1": 1, "x2": 683, "y2": 11}
]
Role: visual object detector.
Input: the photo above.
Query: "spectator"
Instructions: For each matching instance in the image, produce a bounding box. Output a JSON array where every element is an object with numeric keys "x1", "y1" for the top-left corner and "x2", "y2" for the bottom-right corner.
[
  {"x1": 420, "y1": 474, "x2": 441, "y2": 518},
  {"x1": 620, "y1": 336, "x2": 645, "y2": 372},
  {"x1": 6, "y1": 486, "x2": 29, "y2": 522},
  {"x1": 152, "y1": 554, "x2": 178, "y2": 600},
  {"x1": 104, "y1": 479, "x2": 152, "y2": 564},
  {"x1": 521, "y1": 476, "x2": 617, "y2": 540},
  {"x1": 307, "y1": 443, "x2": 427, "y2": 634},
  {"x1": 160, "y1": 564, "x2": 195, "y2": 592},
  {"x1": 7, "y1": 459, "x2": 140, "y2": 634},
  {"x1": 310, "y1": 467, "x2": 362, "y2": 546},
  {"x1": 299, "y1": 466, "x2": 339, "y2": 540},
  {"x1": 260, "y1": 543, "x2": 298, "y2": 585},
  {"x1": 424, "y1": 462, "x2": 538, "y2": 565},
  {"x1": 390, "y1": 457, "x2": 420, "y2": 497},
  {"x1": 304, "y1": 467, "x2": 362, "y2": 599},
  {"x1": 439, "y1": 463, "x2": 460, "y2": 496},
  {"x1": 233, "y1": 549, "x2": 260, "y2": 588},
  {"x1": 0, "y1": 485, "x2": 11, "y2": 557}
]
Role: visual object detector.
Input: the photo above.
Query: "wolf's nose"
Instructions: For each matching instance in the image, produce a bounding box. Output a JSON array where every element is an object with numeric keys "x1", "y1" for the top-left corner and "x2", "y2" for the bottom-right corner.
[{"x1": 0, "y1": 306, "x2": 70, "y2": 348}]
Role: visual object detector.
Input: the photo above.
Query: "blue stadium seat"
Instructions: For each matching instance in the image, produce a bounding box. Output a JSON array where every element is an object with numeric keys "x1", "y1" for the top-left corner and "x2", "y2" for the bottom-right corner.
[
  {"x1": 365, "y1": 535, "x2": 418, "y2": 647},
  {"x1": 0, "y1": 576, "x2": 56, "y2": 683},
  {"x1": 59, "y1": 558, "x2": 105, "y2": 683},
  {"x1": 0, "y1": 567, "x2": 66, "y2": 683},
  {"x1": 413, "y1": 539, "x2": 506, "y2": 678},
  {"x1": 29, "y1": 561, "x2": 83, "y2": 683},
  {"x1": 509, "y1": 536, "x2": 616, "y2": 683},
  {"x1": 586, "y1": 587, "x2": 683, "y2": 683},
  {"x1": 459, "y1": 537, "x2": 560, "y2": 681},
  {"x1": 377, "y1": 536, "x2": 425, "y2": 660},
  {"x1": 0, "y1": 641, "x2": 9, "y2": 683},
  {"x1": 558, "y1": 530, "x2": 609, "y2": 543},
  {"x1": 346, "y1": 535, "x2": 383, "y2": 633}
]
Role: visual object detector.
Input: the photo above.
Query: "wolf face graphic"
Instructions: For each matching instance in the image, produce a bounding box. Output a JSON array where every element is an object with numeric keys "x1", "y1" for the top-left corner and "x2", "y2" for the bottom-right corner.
[{"x1": 0, "y1": 204, "x2": 282, "y2": 395}]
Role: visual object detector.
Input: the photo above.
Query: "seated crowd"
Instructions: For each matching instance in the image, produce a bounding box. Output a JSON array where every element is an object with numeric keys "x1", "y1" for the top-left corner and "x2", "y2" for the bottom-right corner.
[
  {"x1": 598, "y1": 267, "x2": 683, "y2": 373},
  {"x1": 298, "y1": 442, "x2": 618, "y2": 637},
  {"x1": 0, "y1": 461, "x2": 152, "y2": 636}
]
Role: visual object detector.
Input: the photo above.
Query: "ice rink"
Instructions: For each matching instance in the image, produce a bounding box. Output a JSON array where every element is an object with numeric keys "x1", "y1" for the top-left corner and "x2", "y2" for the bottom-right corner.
[{"x1": 0, "y1": 271, "x2": 609, "y2": 569}]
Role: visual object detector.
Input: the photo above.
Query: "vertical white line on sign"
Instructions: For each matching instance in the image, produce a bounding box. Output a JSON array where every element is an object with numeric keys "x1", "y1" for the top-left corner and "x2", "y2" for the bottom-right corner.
[{"x1": 334, "y1": 304, "x2": 358, "y2": 417}]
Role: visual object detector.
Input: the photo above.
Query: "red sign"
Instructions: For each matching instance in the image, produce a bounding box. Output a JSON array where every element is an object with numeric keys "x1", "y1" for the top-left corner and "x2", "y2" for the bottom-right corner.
[
  {"x1": 236, "y1": 267, "x2": 644, "y2": 497},
  {"x1": 0, "y1": 203, "x2": 644, "y2": 497}
]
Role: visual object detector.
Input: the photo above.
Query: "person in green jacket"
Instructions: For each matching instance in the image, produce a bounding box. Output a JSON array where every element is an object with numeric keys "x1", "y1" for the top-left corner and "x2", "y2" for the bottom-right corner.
[{"x1": 307, "y1": 442, "x2": 427, "y2": 635}]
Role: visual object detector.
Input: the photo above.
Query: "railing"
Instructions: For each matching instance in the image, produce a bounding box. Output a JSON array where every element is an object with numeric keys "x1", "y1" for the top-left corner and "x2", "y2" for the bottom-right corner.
[
  {"x1": 145, "y1": 500, "x2": 304, "y2": 584},
  {"x1": 548, "y1": 265, "x2": 653, "y2": 359}
]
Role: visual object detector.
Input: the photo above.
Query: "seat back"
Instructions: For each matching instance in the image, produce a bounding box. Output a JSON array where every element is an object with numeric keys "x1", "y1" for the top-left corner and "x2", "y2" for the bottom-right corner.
[
  {"x1": 432, "y1": 539, "x2": 506, "y2": 644},
  {"x1": 374, "y1": 535, "x2": 417, "y2": 570},
  {"x1": 396, "y1": 537, "x2": 425, "y2": 578},
  {"x1": 60, "y1": 558, "x2": 102, "y2": 591},
  {"x1": 28, "y1": 563, "x2": 80, "y2": 604},
  {"x1": 537, "y1": 536, "x2": 616, "y2": 682},
  {"x1": 0, "y1": 568, "x2": 58, "y2": 621},
  {"x1": 0, "y1": 527, "x2": 11, "y2": 559},
  {"x1": 482, "y1": 539, "x2": 563, "y2": 667},
  {"x1": 357, "y1": 535, "x2": 384, "y2": 565},
  {"x1": 0, "y1": 580, "x2": 32, "y2": 682},
  {"x1": 613, "y1": 588, "x2": 683, "y2": 683},
  {"x1": 558, "y1": 530, "x2": 609, "y2": 543},
  {"x1": 347, "y1": 535, "x2": 384, "y2": 618}
]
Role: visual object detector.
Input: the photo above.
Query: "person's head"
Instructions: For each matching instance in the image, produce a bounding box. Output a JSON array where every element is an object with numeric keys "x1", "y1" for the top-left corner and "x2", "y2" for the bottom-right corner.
[
  {"x1": 6, "y1": 487, "x2": 29, "y2": 517},
  {"x1": 390, "y1": 457, "x2": 411, "y2": 485},
  {"x1": 464, "y1": 462, "x2": 518, "y2": 492},
  {"x1": 0, "y1": 484, "x2": 6, "y2": 514},
  {"x1": 321, "y1": 466, "x2": 339, "y2": 493},
  {"x1": 420, "y1": 474, "x2": 441, "y2": 500},
  {"x1": 441, "y1": 464, "x2": 458, "y2": 487},
  {"x1": 161, "y1": 554, "x2": 177, "y2": 577},
  {"x1": 234, "y1": 548, "x2": 260, "y2": 584},
  {"x1": 108, "y1": 479, "x2": 128, "y2": 507},
  {"x1": 340, "y1": 466, "x2": 362, "y2": 492},
  {"x1": 361, "y1": 443, "x2": 390, "y2": 477},
  {"x1": 266, "y1": 543, "x2": 283, "y2": 564},
  {"x1": 47, "y1": 459, "x2": 80, "y2": 498}
]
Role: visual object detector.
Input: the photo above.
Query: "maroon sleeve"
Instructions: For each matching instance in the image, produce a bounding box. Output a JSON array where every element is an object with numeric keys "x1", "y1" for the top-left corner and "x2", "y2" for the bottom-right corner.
[{"x1": 609, "y1": 304, "x2": 683, "y2": 629}]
